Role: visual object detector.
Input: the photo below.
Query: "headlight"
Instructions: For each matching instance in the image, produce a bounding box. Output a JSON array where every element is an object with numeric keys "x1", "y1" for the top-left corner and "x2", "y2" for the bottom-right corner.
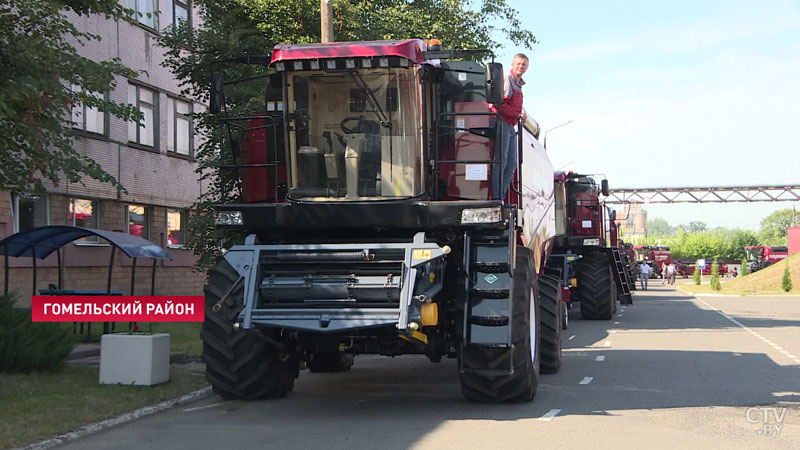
[
  {"x1": 214, "y1": 211, "x2": 243, "y2": 226},
  {"x1": 461, "y1": 207, "x2": 502, "y2": 224},
  {"x1": 583, "y1": 238, "x2": 600, "y2": 246}
]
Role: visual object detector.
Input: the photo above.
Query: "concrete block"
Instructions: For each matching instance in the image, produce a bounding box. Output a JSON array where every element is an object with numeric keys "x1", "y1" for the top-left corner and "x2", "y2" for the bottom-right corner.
[{"x1": 99, "y1": 333, "x2": 170, "y2": 386}]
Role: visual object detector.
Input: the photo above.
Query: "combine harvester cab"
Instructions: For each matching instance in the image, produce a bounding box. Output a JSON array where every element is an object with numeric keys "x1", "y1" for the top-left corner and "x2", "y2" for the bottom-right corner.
[
  {"x1": 203, "y1": 39, "x2": 560, "y2": 402},
  {"x1": 546, "y1": 172, "x2": 633, "y2": 323}
]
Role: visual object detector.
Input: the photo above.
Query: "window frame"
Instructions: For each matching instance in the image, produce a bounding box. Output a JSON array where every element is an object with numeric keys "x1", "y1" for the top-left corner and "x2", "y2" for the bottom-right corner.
[
  {"x1": 167, "y1": 96, "x2": 193, "y2": 157},
  {"x1": 11, "y1": 193, "x2": 49, "y2": 233},
  {"x1": 128, "y1": 0, "x2": 158, "y2": 30},
  {"x1": 126, "y1": 204, "x2": 151, "y2": 240},
  {"x1": 70, "y1": 85, "x2": 108, "y2": 136},
  {"x1": 167, "y1": 0, "x2": 191, "y2": 29},
  {"x1": 166, "y1": 208, "x2": 188, "y2": 248},
  {"x1": 128, "y1": 83, "x2": 158, "y2": 149},
  {"x1": 69, "y1": 198, "x2": 106, "y2": 245}
]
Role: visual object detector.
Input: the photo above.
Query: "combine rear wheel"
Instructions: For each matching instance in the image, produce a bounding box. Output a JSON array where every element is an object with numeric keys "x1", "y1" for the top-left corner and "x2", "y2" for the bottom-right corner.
[
  {"x1": 459, "y1": 250, "x2": 540, "y2": 403},
  {"x1": 538, "y1": 274, "x2": 563, "y2": 374},
  {"x1": 577, "y1": 253, "x2": 616, "y2": 320},
  {"x1": 201, "y1": 259, "x2": 298, "y2": 400}
]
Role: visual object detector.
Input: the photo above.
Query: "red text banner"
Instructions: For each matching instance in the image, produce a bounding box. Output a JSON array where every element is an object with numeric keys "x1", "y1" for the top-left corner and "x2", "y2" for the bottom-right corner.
[{"x1": 31, "y1": 296, "x2": 205, "y2": 322}]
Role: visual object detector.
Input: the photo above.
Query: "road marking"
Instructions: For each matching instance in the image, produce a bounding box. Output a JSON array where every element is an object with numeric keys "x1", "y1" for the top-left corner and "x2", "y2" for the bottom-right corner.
[
  {"x1": 780, "y1": 350, "x2": 790, "y2": 354},
  {"x1": 695, "y1": 296, "x2": 797, "y2": 364},
  {"x1": 579, "y1": 376, "x2": 594, "y2": 385},
  {"x1": 788, "y1": 354, "x2": 798, "y2": 359},
  {"x1": 609, "y1": 330, "x2": 617, "y2": 334},
  {"x1": 604, "y1": 340, "x2": 612, "y2": 347},
  {"x1": 614, "y1": 321, "x2": 620, "y2": 325},
  {"x1": 595, "y1": 355, "x2": 606, "y2": 361},
  {"x1": 569, "y1": 335, "x2": 576, "y2": 340},
  {"x1": 540, "y1": 409, "x2": 562, "y2": 421},
  {"x1": 182, "y1": 402, "x2": 223, "y2": 413},
  {"x1": 616, "y1": 314, "x2": 623, "y2": 318}
]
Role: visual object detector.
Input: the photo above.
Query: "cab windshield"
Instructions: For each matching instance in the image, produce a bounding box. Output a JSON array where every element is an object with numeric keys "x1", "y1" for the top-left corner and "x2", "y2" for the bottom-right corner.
[
  {"x1": 745, "y1": 247, "x2": 763, "y2": 261},
  {"x1": 287, "y1": 68, "x2": 423, "y2": 200}
]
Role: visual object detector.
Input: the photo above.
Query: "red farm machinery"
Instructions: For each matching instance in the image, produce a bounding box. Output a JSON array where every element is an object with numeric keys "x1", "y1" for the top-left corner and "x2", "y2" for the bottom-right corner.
[
  {"x1": 544, "y1": 172, "x2": 634, "y2": 323},
  {"x1": 202, "y1": 39, "x2": 565, "y2": 403}
]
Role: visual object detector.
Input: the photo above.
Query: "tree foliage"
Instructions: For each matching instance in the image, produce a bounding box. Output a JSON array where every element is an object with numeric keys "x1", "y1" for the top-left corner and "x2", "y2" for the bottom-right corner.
[
  {"x1": 0, "y1": 0, "x2": 142, "y2": 193},
  {"x1": 159, "y1": 0, "x2": 537, "y2": 269},
  {"x1": 759, "y1": 209, "x2": 794, "y2": 246},
  {"x1": 782, "y1": 260, "x2": 793, "y2": 292},
  {"x1": 710, "y1": 260, "x2": 721, "y2": 291},
  {"x1": 647, "y1": 217, "x2": 675, "y2": 237}
]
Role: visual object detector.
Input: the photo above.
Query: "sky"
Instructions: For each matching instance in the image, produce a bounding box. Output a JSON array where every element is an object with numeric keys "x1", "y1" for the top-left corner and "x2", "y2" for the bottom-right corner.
[{"x1": 492, "y1": 0, "x2": 800, "y2": 230}]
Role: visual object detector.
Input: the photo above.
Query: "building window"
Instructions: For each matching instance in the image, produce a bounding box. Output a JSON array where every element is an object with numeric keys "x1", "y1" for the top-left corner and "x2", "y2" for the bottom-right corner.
[
  {"x1": 166, "y1": 209, "x2": 187, "y2": 247},
  {"x1": 71, "y1": 85, "x2": 105, "y2": 135},
  {"x1": 12, "y1": 194, "x2": 48, "y2": 232},
  {"x1": 167, "y1": 0, "x2": 190, "y2": 28},
  {"x1": 128, "y1": 84, "x2": 157, "y2": 147},
  {"x1": 128, "y1": 0, "x2": 157, "y2": 29},
  {"x1": 69, "y1": 198, "x2": 101, "y2": 243},
  {"x1": 127, "y1": 204, "x2": 150, "y2": 239},
  {"x1": 167, "y1": 98, "x2": 192, "y2": 156}
]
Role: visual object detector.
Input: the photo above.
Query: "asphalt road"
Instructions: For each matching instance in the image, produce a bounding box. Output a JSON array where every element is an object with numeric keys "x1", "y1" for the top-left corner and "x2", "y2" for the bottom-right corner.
[{"x1": 59, "y1": 285, "x2": 799, "y2": 450}]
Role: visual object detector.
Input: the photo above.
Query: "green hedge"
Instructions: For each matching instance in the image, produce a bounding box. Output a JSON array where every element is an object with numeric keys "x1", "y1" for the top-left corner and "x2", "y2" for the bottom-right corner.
[{"x1": 0, "y1": 293, "x2": 77, "y2": 372}]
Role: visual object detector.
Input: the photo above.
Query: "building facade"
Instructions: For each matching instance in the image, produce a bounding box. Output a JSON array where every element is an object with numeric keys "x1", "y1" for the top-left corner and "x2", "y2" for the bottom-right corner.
[{"x1": 1, "y1": 1, "x2": 207, "y2": 305}]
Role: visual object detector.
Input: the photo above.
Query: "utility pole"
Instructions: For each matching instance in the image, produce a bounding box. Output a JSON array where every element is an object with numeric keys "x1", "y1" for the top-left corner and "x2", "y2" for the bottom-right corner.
[{"x1": 321, "y1": 0, "x2": 333, "y2": 43}]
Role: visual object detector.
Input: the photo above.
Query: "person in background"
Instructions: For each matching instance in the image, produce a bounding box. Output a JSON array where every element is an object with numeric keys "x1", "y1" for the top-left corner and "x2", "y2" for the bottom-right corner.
[
  {"x1": 668, "y1": 262, "x2": 677, "y2": 285},
  {"x1": 639, "y1": 262, "x2": 651, "y2": 290},
  {"x1": 731, "y1": 266, "x2": 738, "y2": 278},
  {"x1": 491, "y1": 53, "x2": 529, "y2": 200}
]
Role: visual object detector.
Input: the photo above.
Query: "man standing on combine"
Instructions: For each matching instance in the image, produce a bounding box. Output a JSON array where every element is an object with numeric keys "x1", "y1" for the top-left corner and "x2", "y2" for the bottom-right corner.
[{"x1": 492, "y1": 53, "x2": 529, "y2": 200}]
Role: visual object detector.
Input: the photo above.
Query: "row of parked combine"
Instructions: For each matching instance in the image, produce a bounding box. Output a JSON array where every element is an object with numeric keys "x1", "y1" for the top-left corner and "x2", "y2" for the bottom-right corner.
[{"x1": 202, "y1": 38, "x2": 635, "y2": 403}]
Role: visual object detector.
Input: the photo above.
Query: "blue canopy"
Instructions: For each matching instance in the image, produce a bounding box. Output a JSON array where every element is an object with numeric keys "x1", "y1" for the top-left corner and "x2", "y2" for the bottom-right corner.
[{"x1": 0, "y1": 226, "x2": 172, "y2": 260}]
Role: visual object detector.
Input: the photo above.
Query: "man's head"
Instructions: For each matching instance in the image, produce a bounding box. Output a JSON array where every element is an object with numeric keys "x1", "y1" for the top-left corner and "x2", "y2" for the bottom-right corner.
[{"x1": 511, "y1": 53, "x2": 529, "y2": 79}]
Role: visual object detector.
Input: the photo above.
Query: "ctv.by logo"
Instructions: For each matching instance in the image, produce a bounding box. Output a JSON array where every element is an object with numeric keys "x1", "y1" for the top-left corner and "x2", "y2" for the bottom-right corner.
[{"x1": 746, "y1": 407, "x2": 787, "y2": 435}]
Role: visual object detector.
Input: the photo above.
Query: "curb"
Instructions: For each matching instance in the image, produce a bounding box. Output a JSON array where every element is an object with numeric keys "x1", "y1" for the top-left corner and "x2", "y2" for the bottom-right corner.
[{"x1": 20, "y1": 386, "x2": 212, "y2": 450}]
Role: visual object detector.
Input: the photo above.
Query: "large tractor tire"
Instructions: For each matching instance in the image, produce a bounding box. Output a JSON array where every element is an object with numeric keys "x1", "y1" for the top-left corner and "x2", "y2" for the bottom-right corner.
[
  {"x1": 307, "y1": 352, "x2": 354, "y2": 373},
  {"x1": 576, "y1": 253, "x2": 616, "y2": 320},
  {"x1": 201, "y1": 259, "x2": 298, "y2": 400},
  {"x1": 538, "y1": 274, "x2": 563, "y2": 374},
  {"x1": 459, "y1": 250, "x2": 541, "y2": 403}
]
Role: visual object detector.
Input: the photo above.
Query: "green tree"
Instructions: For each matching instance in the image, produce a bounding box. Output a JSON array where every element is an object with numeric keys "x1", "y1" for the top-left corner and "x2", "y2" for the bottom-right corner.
[
  {"x1": 647, "y1": 217, "x2": 675, "y2": 237},
  {"x1": 759, "y1": 209, "x2": 794, "y2": 246},
  {"x1": 686, "y1": 221, "x2": 707, "y2": 234},
  {"x1": 0, "y1": 0, "x2": 142, "y2": 193},
  {"x1": 159, "y1": 0, "x2": 537, "y2": 269},
  {"x1": 727, "y1": 229, "x2": 759, "y2": 260},
  {"x1": 782, "y1": 260, "x2": 793, "y2": 292},
  {"x1": 710, "y1": 260, "x2": 721, "y2": 291},
  {"x1": 693, "y1": 264, "x2": 701, "y2": 285},
  {"x1": 741, "y1": 258, "x2": 750, "y2": 276}
]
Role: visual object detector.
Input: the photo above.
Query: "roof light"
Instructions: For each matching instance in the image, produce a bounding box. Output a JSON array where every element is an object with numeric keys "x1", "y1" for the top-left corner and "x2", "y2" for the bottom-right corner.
[
  {"x1": 274, "y1": 62, "x2": 285, "y2": 72},
  {"x1": 428, "y1": 39, "x2": 442, "y2": 51}
]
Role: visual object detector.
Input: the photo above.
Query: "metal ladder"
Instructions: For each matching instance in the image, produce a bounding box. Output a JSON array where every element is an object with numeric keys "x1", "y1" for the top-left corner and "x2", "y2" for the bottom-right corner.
[{"x1": 609, "y1": 247, "x2": 633, "y2": 305}]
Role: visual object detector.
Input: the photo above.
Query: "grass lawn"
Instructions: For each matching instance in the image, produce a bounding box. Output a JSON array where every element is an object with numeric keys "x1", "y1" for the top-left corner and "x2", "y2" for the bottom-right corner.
[
  {"x1": 0, "y1": 364, "x2": 208, "y2": 449},
  {"x1": 677, "y1": 253, "x2": 800, "y2": 296},
  {"x1": 64, "y1": 321, "x2": 203, "y2": 356}
]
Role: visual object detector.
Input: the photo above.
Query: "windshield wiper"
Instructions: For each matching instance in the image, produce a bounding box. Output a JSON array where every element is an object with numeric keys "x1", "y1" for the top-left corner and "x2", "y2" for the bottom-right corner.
[{"x1": 350, "y1": 70, "x2": 391, "y2": 129}]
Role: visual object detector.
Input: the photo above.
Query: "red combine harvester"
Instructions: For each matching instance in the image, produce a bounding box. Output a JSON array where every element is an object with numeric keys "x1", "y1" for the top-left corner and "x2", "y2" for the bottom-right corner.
[
  {"x1": 545, "y1": 172, "x2": 634, "y2": 324},
  {"x1": 744, "y1": 246, "x2": 788, "y2": 272},
  {"x1": 203, "y1": 39, "x2": 564, "y2": 403},
  {"x1": 633, "y1": 245, "x2": 671, "y2": 278}
]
